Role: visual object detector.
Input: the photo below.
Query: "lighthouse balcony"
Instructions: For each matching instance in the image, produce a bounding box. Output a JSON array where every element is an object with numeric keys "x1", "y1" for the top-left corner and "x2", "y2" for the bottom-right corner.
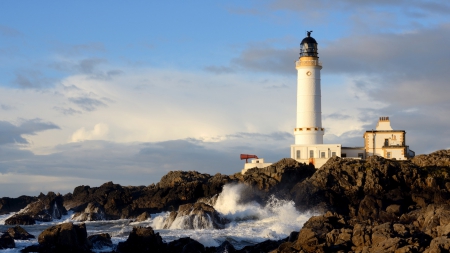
[{"x1": 296, "y1": 60, "x2": 322, "y2": 67}]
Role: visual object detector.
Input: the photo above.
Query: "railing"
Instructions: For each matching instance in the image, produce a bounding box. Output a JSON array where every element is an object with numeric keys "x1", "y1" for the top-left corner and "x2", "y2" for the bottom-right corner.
[{"x1": 296, "y1": 60, "x2": 322, "y2": 67}]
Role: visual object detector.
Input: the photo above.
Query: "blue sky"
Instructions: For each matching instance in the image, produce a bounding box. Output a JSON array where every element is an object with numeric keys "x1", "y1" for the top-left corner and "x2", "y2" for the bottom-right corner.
[{"x1": 1, "y1": 0, "x2": 449, "y2": 197}]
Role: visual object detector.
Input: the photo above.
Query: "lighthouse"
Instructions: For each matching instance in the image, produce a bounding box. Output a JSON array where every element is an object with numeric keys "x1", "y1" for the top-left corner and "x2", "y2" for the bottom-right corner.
[
  {"x1": 294, "y1": 31, "x2": 324, "y2": 145},
  {"x1": 291, "y1": 31, "x2": 341, "y2": 167}
]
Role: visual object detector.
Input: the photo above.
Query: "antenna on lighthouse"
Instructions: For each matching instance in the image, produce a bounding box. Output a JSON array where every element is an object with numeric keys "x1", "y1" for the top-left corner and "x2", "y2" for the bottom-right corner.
[{"x1": 307, "y1": 30, "x2": 313, "y2": 37}]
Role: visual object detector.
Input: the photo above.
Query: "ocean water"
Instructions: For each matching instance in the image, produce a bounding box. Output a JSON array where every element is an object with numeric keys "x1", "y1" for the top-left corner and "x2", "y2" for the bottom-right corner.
[{"x1": 0, "y1": 184, "x2": 314, "y2": 252}]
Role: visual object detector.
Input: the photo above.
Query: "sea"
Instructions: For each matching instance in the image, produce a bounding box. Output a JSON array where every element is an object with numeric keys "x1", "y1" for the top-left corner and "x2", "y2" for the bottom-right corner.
[{"x1": 0, "y1": 184, "x2": 313, "y2": 252}]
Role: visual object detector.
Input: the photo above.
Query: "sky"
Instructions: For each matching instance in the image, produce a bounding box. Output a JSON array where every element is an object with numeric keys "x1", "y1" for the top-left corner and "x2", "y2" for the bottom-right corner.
[{"x1": 1, "y1": 0, "x2": 449, "y2": 197}]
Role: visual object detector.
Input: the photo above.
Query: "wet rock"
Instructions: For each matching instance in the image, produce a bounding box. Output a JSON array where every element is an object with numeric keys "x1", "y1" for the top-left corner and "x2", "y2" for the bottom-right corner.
[
  {"x1": 38, "y1": 222, "x2": 91, "y2": 251},
  {"x1": 0, "y1": 233, "x2": 15, "y2": 249},
  {"x1": 72, "y1": 202, "x2": 106, "y2": 221},
  {"x1": 0, "y1": 195, "x2": 37, "y2": 215},
  {"x1": 116, "y1": 226, "x2": 164, "y2": 253},
  {"x1": 214, "y1": 240, "x2": 236, "y2": 253},
  {"x1": 88, "y1": 233, "x2": 112, "y2": 249},
  {"x1": 237, "y1": 239, "x2": 284, "y2": 253},
  {"x1": 5, "y1": 192, "x2": 67, "y2": 224},
  {"x1": 4, "y1": 214, "x2": 35, "y2": 225},
  {"x1": 162, "y1": 202, "x2": 225, "y2": 229},
  {"x1": 22, "y1": 222, "x2": 91, "y2": 253},
  {"x1": 6, "y1": 225, "x2": 35, "y2": 240},
  {"x1": 135, "y1": 211, "x2": 149, "y2": 222},
  {"x1": 166, "y1": 237, "x2": 205, "y2": 253}
]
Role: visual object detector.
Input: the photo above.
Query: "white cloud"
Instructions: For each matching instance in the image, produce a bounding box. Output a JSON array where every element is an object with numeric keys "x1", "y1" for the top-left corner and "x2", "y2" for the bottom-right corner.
[{"x1": 71, "y1": 123, "x2": 109, "y2": 142}]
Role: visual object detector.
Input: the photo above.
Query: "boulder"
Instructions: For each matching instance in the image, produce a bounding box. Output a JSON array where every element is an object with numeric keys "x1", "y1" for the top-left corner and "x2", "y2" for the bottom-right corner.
[
  {"x1": 6, "y1": 225, "x2": 35, "y2": 240},
  {"x1": 0, "y1": 233, "x2": 15, "y2": 249},
  {"x1": 72, "y1": 202, "x2": 106, "y2": 221},
  {"x1": 136, "y1": 211, "x2": 149, "y2": 222},
  {"x1": 35, "y1": 222, "x2": 91, "y2": 253},
  {"x1": 166, "y1": 237, "x2": 205, "y2": 253},
  {"x1": 214, "y1": 240, "x2": 236, "y2": 253},
  {"x1": 88, "y1": 233, "x2": 112, "y2": 249},
  {"x1": 116, "y1": 226, "x2": 165, "y2": 253},
  {"x1": 162, "y1": 202, "x2": 225, "y2": 229},
  {"x1": 4, "y1": 214, "x2": 35, "y2": 225}
]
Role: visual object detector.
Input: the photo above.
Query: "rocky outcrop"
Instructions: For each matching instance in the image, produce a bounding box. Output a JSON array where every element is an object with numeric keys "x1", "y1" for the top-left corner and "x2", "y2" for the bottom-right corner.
[
  {"x1": 5, "y1": 192, "x2": 67, "y2": 225},
  {"x1": 116, "y1": 226, "x2": 165, "y2": 253},
  {"x1": 6, "y1": 225, "x2": 35, "y2": 240},
  {"x1": 22, "y1": 222, "x2": 91, "y2": 253},
  {"x1": 60, "y1": 159, "x2": 312, "y2": 221},
  {"x1": 162, "y1": 202, "x2": 225, "y2": 229},
  {"x1": 88, "y1": 233, "x2": 112, "y2": 250},
  {"x1": 272, "y1": 150, "x2": 450, "y2": 252},
  {"x1": 412, "y1": 149, "x2": 450, "y2": 167},
  {"x1": 0, "y1": 195, "x2": 37, "y2": 215},
  {"x1": 135, "y1": 211, "x2": 149, "y2": 222},
  {"x1": 72, "y1": 202, "x2": 106, "y2": 221},
  {"x1": 291, "y1": 154, "x2": 450, "y2": 216},
  {"x1": 4, "y1": 214, "x2": 35, "y2": 225},
  {"x1": 0, "y1": 233, "x2": 15, "y2": 249}
]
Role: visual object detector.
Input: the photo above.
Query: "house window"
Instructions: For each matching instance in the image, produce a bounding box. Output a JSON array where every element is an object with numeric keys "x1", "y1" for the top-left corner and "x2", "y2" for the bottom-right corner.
[
  {"x1": 332, "y1": 152, "x2": 336, "y2": 157},
  {"x1": 384, "y1": 139, "x2": 389, "y2": 146},
  {"x1": 321, "y1": 152, "x2": 325, "y2": 158},
  {"x1": 296, "y1": 150, "x2": 301, "y2": 159},
  {"x1": 341, "y1": 153, "x2": 347, "y2": 158},
  {"x1": 309, "y1": 150, "x2": 314, "y2": 158},
  {"x1": 387, "y1": 152, "x2": 391, "y2": 158},
  {"x1": 358, "y1": 153, "x2": 363, "y2": 158}
]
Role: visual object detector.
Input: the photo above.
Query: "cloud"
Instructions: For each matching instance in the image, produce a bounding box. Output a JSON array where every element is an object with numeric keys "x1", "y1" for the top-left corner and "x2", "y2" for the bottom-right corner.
[
  {"x1": 53, "y1": 106, "x2": 82, "y2": 115},
  {"x1": 0, "y1": 135, "x2": 290, "y2": 197},
  {"x1": 12, "y1": 71, "x2": 55, "y2": 89},
  {"x1": 0, "y1": 25, "x2": 22, "y2": 37},
  {"x1": 71, "y1": 123, "x2": 109, "y2": 142},
  {"x1": 0, "y1": 119, "x2": 60, "y2": 145},
  {"x1": 1, "y1": 104, "x2": 15, "y2": 110},
  {"x1": 69, "y1": 97, "x2": 107, "y2": 111},
  {"x1": 49, "y1": 57, "x2": 123, "y2": 80},
  {"x1": 203, "y1": 65, "x2": 235, "y2": 74},
  {"x1": 231, "y1": 45, "x2": 297, "y2": 75}
]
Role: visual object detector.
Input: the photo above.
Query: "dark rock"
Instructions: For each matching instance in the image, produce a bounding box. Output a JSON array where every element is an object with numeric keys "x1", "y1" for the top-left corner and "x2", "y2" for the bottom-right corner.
[
  {"x1": 72, "y1": 202, "x2": 106, "y2": 221},
  {"x1": 6, "y1": 225, "x2": 35, "y2": 240},
  {"x1": 116, "y1": 226, "x2": 164, "y2": 253},
  {"x1": 135, "y1": 211, "x2": 149, "y2": 222},
  {"x1": 166, "y1": 237, "x2": 205, "y2": 253},
  {"x1": 236, "y1": 239, "x2": 284, "y2": 253},
  {"x1": 5, "y1": 192, "x2": 67, "y2": 225},
  {"x1": 88, "y1": 233, "x2": 112, "y2": 249},
  {"x1": 214, "y1": 240, "x2": 236, "y2": 253},
  {"x1": 37, "y1": 222, "x2": 91, "y2": 253},
  {"x1": 4, "y1": 214, "x2": 35, "y2": 225},
  {"x1": 0, "y1": 233, "x2": 15, "y2": 249},
  {"x1": 0, "y1": 195, "x2": 37, "y2": 215},
  {"x1": 162, "y1": 202, "x2": 225, "y2": 229}
]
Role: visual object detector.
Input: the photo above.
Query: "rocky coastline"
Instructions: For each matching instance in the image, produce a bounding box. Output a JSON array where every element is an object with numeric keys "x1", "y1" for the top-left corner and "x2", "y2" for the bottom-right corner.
[{"x1": 1, "y1": 149, "x2": 450, "y2": 252}]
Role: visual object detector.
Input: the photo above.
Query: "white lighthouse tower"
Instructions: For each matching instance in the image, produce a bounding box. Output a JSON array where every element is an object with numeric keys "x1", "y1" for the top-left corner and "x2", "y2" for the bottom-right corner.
[
  {"x1": 294, "y1": 31, "x2": 324, "y2": 145},
  {"x1": 291, "y1": 31, "x2": 341, "y2": 167}
]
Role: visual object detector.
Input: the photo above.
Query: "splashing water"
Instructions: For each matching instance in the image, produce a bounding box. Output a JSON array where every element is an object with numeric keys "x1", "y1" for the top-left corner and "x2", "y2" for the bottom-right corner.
[{"x1": 0, "y1": 184, "x2": 315, "y2": 251}]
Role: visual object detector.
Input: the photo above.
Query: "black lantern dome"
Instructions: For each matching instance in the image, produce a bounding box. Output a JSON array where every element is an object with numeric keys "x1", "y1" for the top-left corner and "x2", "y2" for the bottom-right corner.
[{"x1": 300, "y1": 31, "x2": 318, "y2": 58}]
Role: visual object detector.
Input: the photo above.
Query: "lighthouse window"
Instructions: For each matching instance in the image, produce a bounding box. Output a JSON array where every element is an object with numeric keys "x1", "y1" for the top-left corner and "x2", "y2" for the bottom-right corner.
[
  {"x1": 309, "y1": 150, "x2": 314, "y2": 158},
  {"x1": 296, "y1": 150, "x2": 301, "y2": 159}
]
